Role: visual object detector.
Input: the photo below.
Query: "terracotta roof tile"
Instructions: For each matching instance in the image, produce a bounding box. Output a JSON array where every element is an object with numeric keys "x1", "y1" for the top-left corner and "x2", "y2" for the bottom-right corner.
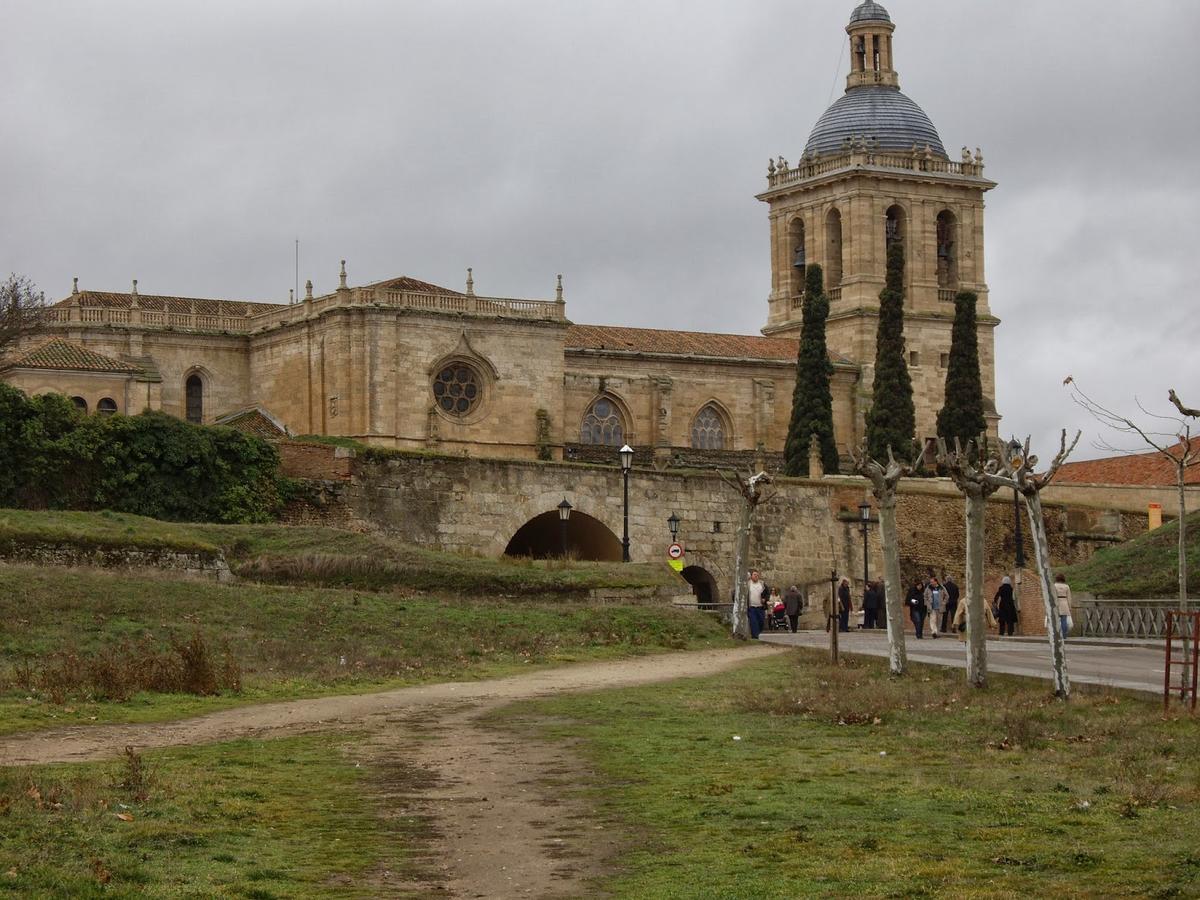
[
  {"x1": 56, "y1": 291, "x2": 283, "y2": 317},
  {"x1": 566, "y1": 323, "x2": 853, "y2": 365},
  {"x1": 1056, "y1": 436, "x2": 1200, "y2": 486},
  {"x1": 2, "y1": 338, "x2": 142, "y2": 374},
  {"x1": 364, "y1": 275, "x2": 465, "y2": 296}
]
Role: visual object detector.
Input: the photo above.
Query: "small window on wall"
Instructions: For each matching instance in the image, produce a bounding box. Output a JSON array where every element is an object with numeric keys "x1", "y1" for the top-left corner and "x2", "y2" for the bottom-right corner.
[
  {"x1": 909, "y1": 351, "x2": 920, "y2": 367},
  {"x1": 97, "y1": 398, "x2": 118, "y2": 416},
  {"x1": 939, "y1": 352, "x2": 950, "y2": 369},
  {"x1": 185, "y1": 374, "x2": 204, "y2": 424},
  {"x1": 580, "y1": 396, "x2": 626, "y2": 446},
  {"x1": 691, "y1": 404, "x2": 726, "y2": 450},
  {"x1": 71, "y1": 396, "x2": 88, "y2": 412}
]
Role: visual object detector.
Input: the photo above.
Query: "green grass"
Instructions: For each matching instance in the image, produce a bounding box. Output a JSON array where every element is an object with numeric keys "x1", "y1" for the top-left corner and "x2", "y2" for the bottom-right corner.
[
  {"x1": 1061, "y1": 508, "x2": 1200, "y2": 598},
  {"x1": 495, "y1": 649, "x2": 1200, "y2": 898},
  {"x1": 0, "y1": 564, "x2": 726, "y2": 734},
  {"x1": 0, "y1": 507, "x2": 679, "y2": 595},
  {"x1": 0, "y1": 733, "x2": 414, "y2": 897}
]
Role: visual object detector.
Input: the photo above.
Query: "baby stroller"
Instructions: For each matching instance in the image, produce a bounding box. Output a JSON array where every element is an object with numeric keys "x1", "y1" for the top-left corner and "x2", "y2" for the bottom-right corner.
[{"x1": 768, "y1": 600, "x2": 790, "y2": 632}]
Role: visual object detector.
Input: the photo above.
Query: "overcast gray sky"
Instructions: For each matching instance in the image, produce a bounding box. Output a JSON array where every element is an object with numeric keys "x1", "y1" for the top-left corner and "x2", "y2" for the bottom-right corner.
[{"x1": 2, "y1": 0, "x2": 1197, "y2": 460}]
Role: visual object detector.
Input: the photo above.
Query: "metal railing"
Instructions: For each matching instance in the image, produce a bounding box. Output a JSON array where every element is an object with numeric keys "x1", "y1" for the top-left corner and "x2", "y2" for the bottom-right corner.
[{"x1": 1078, "y1": 599, "x2": 1195, "y2": 640}]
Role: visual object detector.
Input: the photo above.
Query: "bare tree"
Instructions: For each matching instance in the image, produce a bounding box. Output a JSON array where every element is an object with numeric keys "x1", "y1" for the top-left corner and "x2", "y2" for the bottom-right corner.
[
  {"x1": 936, "y1": 437, "x2": 1000, "y2": 688},
  {"x1": 983, "y1": 431, "x2": 1081, "y2": 699},
  {"x1": 1069, "y1": 382, "x2": 1199, "y2": 693},
  {"x1": 849, "y1": 442, "x2": 912, "y2": 676},
  {"x1": 715, "y1": 469, "x2": 774, "y2": 640},
  {"x1": 0, "y1": 274, "x2": 47, "y2": 358}
]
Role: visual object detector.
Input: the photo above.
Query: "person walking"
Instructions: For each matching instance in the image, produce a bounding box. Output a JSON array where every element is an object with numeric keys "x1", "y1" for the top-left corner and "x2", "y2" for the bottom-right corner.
[
  {"x1": 861, "y1": 581, "x2": 879, "y2": 631},
  {"x1": 906, "y1": 578, "x2": 927, "y2": 638},
  {"x1": 942, "y1": 575, "x2": 960, "y2": 634},
  {"x1": 1054, "y1": 574, "x2": 1073, "y2": 640},
  {"x1": 747, "y1": 570, "x2": 769, "y2": 640},
  {"x1": 837, "y1": 578, "x2": 852, "y2": 633},
  {"x1": 783, "y1": 585, "x2": 802, "y2": 633},
  {"x1": 924, "y1": 577, "x2": 944, "y2": 639},
  {"x1": 953, "y1": 589, "x2": 996, "y2": 641},
  {"x1": 993, "y1": 576, "x2": 1018, "y2": 637}
]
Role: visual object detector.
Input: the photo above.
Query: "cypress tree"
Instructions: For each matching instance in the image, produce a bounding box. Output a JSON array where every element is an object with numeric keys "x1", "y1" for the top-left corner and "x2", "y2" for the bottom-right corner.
[
  {"x1": 865, "y1": 241, "x2": 916, "y2": 463},
  {"x1": 783, "y1": 264, "x2": 839, "y2": 476},
  {"x1": 936, "y1": 290, "x2": 987, "y2": 452}
]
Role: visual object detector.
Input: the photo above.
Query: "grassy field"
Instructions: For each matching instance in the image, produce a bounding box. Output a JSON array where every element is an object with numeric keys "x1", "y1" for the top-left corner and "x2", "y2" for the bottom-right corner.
[
  {"x1": 0, "y1": 564, "x2": 726, "y2": 735},
  {"x1": 1061, "y1": 508, "x2": 1200, "y2": 599},
  {"x1": 0, "y1": 508, "x2": 678, "y2": 595},
  {"x1": 0, "y1": 733, "x2": 412, "y2": 898},
  {"x1": 495, "y1": 649, "x2": 1200, "y2": 898}
]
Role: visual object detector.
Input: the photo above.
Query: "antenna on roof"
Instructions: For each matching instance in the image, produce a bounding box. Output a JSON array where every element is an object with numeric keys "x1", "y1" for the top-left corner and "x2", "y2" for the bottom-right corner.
[{"x1": 294, "y1": 239, "x2": 299, "y2": 307}]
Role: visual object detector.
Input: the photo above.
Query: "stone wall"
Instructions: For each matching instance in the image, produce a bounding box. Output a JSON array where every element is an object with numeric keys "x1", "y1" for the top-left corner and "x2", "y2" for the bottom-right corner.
[
  {"x1": 278, "y1": 444, "x2": 1147, "y2": 624},
  {"x1": 0, "y1": 542, "x2": 231, "y2": 581}
]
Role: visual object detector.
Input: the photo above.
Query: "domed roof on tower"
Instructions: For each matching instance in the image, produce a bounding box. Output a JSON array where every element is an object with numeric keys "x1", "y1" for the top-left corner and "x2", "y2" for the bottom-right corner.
[
  {"x1": 849, "y1": 1, "x2": 891, "y2": 24},
  {"x1": 802, "y1": 2, "x2": 947, "y2": 160}
]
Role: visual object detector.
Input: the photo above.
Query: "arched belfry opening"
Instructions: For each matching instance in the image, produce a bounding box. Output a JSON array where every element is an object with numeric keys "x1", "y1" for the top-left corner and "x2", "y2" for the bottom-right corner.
[
  {"x1": 504, "y1": 509, "x2": 622, "y2": 561},
  {"x1": 825, "y1": 208, "x2": 844, "y2": 288},
  {"x1": 789, "y1": 217, "x2": 806, "y2": 299},
  {"x1": 936, "y1": 209, "x2": 958, "y2": 289},
  {"x1": 185, "y1": 373, "x2": 204, "y2": 424}
]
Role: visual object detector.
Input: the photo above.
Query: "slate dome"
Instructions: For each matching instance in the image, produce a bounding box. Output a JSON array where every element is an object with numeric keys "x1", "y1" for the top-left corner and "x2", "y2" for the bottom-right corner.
[
  {"x1": 803, "y1": 85, "x2": 947, "y2": 159},
  {"x1": 849, "y1": 1, "x2": 891, "y2": 24}
]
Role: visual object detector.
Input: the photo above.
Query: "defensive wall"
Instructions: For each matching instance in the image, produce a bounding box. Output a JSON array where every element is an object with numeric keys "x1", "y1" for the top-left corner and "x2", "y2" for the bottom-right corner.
[{"x1": 279, "y1": 443, "x2": 1165, "y2": 632}]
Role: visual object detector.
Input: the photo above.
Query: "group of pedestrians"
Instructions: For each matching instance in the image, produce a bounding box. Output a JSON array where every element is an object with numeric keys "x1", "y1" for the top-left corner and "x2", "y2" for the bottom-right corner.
[{"x1": 744, "y1": 567, "x2": 1074, "y2": 641}]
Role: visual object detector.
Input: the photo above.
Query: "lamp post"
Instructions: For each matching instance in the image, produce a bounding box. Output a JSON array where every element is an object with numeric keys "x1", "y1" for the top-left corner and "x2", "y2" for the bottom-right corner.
[
  {"x1": 859, "y1": 501, "x2": 872, "y2": 628},
  {"x1": 667, "y1": 512, "x2": 680, "y2": 542},
  {"x1": 829, "y1": 568, "x2": 839, "y2": 663},
  {"x1": 557, "y1": 498, "x2": 572, "y2": 559},
  {"x1": 1009, "y1": 438, "x2": 1026, "y2": 622},
  {"x1": 619, "y1": 444, "x2": 634, "y2": 562}
]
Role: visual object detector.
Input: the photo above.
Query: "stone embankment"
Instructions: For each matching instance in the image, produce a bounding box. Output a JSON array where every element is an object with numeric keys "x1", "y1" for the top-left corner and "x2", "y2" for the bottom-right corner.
[{"x1": 0, "y1": 541, "x2": 232, "y2": 581}]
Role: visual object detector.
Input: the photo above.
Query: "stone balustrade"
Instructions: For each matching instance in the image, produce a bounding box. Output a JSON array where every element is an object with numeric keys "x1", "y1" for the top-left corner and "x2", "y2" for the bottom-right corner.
[
  {"x1": 766, "y1": 147, "x2": 987, "y2": 190},
  {"x1": 44, "y1": 285, "x2": 566, "y2": 335},
  {"x1": 1077, "y1": 599, "x2": 1194, "y2": 640}
]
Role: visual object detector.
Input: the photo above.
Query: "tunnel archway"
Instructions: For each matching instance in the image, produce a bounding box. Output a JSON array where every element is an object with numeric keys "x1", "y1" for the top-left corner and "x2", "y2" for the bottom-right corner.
[
  {"x1": 682, "y1": 565, "x2": 718, "y2": 608},
  {"x1": 504, "y1": 510, "x2": 622, "y2": 561}
]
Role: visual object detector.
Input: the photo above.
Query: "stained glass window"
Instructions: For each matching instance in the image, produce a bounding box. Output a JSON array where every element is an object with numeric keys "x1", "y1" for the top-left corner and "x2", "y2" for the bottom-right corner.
[
  {"x1": 691, "y1": 405, "x2": 726, "y2": 450},
  {"x1": 580, "y1": 397, "x2": 625, "y2": 446},
  {"x1": 433, "y1": 363, "x2": 481, "y2": 417}
]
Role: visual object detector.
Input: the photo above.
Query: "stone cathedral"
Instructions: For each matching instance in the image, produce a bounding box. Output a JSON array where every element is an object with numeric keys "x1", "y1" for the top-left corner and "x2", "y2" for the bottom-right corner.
[{"x1": 2, "y1": 2, "x2": 999, "y2": 467}]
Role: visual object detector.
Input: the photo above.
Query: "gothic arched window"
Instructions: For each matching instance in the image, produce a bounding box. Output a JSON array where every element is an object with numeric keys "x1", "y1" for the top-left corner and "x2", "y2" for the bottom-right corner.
[
  {"x1": 691, "y1": 405, "x2": 726, "y2": 450},
  {"x1": 580, "y1": 397, "x2": 626, "y2": 446},
  {"x1": 185, "y1": 374, "x2": 204, "y2": 424}
]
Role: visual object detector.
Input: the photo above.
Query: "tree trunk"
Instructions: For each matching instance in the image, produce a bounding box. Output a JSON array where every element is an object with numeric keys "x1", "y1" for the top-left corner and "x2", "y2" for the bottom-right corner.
[
  {"x1": 964, "y1": 488, "x2": 988, "y2": 688},
  {"x1": 1178, "y1": 461, "x2": 1190, "y2": 695},
  {"x1": 1025, "y1": 491, "x2": 1070, "y2": 698},
  {"x1": 730, "y1": 500, "x2": 752, "y2": 640},
  {"x1": 878, "y1": 492, "x2": 908, "y2": 676}
]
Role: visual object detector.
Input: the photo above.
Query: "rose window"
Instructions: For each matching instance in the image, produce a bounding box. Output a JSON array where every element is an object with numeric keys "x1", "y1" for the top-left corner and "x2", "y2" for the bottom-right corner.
[{"x1": 433, "y1": 363, "x2": 481, "y2": 416}]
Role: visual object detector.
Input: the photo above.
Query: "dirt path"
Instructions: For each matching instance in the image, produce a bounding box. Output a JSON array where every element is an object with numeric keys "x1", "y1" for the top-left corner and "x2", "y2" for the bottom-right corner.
[{"x1": 0, "y1": 645, "x2": 783, "y2": 898}]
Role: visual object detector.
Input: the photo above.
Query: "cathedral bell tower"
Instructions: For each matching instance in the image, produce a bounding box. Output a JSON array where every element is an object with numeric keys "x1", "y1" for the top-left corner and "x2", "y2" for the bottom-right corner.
[{"x1": 757, "y1": 0, "x2": 1000, "y2": 447}]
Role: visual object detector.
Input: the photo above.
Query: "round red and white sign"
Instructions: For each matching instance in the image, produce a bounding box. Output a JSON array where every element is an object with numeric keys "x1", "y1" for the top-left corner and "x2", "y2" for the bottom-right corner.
[{"x1": 667, "y1": 543, "x2": 684, "y2": 560}]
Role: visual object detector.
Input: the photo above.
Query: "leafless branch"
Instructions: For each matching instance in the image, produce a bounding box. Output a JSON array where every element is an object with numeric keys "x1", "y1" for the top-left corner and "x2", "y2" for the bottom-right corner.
[
  {"x1": 0, "y1": 274, "x2": 48, "y2": 357},
  {"x1": 1169, "y1": 389, "x2": 1200, "y2": 419}
]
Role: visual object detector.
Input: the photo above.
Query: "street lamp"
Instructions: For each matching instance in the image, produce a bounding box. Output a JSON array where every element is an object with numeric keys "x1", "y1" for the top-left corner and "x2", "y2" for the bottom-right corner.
[
  {"x1": 619, "y1": 444, "x2": 634, "y2": 562},
  {"x1": 557, "y1": 498, "x2": 572, "y2": 559},
  {"x1": 667, "y1": 512, "x2": 680, "y2": 541},
  {"x1": 859, "y1": 501, "x2": 872, "y2": 622}
]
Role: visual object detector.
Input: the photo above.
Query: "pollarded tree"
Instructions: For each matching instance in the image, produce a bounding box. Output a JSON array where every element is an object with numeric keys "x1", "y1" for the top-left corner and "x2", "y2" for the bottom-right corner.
[
  {"x1": 715, "y1": 469, "x2": 774, "y2": 640},
  {"x1": 866, "y1": 242, "x2": 916, "y2": 464},
  {"x1": 784, "y1": 264, "x2": 839, "y2": 476},
  {"x1": 0, "y1": 274, "x2": 47, "y2": 359},
  {"x1": 936, "y1": 291, "x2": 987, "y2": 451}
]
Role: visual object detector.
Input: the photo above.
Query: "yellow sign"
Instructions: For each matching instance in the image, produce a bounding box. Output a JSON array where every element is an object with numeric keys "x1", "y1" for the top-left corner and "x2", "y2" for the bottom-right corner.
[{"x1": 669, "y1": 559, "x2": 684, "y2": 573}]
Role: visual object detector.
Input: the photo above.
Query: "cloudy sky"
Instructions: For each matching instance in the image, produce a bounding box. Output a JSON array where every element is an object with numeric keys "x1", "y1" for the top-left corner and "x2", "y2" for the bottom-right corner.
[{"x1": 2, "y1": 0, "x2": 1197, "y2": 459}]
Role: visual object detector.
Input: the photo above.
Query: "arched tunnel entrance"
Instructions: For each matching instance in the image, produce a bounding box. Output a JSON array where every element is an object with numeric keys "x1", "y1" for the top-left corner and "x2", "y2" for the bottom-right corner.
[
  {"x1": 681, "y1": 565, "x2": 718, "y2": 608},
  {"x1": 504, "y1": 510, "x2": 623, "y2": 561}
]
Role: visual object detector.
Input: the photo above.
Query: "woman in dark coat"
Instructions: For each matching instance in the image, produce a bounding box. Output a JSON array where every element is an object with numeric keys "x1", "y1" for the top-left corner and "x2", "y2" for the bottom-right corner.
[
  {"x1": 993, "y1": 576, "x2": 1018, "y2": 636},
  {"x1": 837, "y1": 579, "x2": 852, "y2": 632},
  {"x1": 906, "y1": 579, "x2": 927, "y2": 638},
  {"x1": 861, "y1": 581, "x2": 879, "y2": 630}
]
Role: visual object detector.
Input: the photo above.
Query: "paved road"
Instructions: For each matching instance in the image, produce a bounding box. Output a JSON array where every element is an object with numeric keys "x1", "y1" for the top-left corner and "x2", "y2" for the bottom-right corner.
[{"x1": 760, "y1": 630, "x2": 1170, "y2": 696}]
